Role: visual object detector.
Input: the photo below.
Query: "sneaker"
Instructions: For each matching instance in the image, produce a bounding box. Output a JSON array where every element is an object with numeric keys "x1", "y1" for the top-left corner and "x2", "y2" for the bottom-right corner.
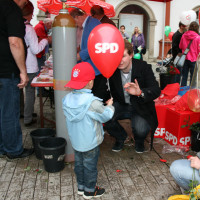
[
  {"x1": 24, "y1": 119, "x2": 37, "y2": 127},
  {"x1": 78, "y1": 189, "x2": 84, "y2": 196},
  {"x1": 135, "y1": 145, "x2": 149, "y2": 154},
  {"x1": 7, "y1": 148, "x2": 34, "y2": 159},
  {"x1": 112, "y1": 141, "x2": 124, "y2": 152},
  {"x1": 83, "y1": 186, "x2": 105, "y2": 199},
  {"x1": 32, "y1": 113, "x2": 37, "y2": 118}
]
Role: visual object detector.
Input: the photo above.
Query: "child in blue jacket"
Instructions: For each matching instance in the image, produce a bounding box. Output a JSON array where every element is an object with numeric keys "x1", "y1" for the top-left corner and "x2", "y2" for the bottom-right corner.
[{"x1": 62, "y1": 62, "x2": 114, "y2": 199}]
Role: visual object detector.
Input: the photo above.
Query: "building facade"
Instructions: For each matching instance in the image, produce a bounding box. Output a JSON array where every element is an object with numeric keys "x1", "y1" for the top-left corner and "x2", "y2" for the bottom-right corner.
[{"x1": 32, "y1": 0, "x2": 200, "y2": 61}]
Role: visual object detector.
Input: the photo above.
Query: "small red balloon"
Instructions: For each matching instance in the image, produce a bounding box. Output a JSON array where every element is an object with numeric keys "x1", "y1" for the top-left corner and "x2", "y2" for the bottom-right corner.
[
  {"x1": 160, "y1": 159, "x2": 167, "y2": 163},
  {"x1": 168, "y1": 32, "x2": 174, "y2": 41},
  {"x1": 88, "y1": 24, "x2": 124, "y2": 78},
  {"x1": 187, "y1": 155, "x2": 192, "y2": 159}
]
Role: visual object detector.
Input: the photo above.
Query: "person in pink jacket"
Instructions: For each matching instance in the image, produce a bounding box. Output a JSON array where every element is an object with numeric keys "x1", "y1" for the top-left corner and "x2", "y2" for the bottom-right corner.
[{"x1": 179, "y1": 21, "x2": 200, "y2": 86}]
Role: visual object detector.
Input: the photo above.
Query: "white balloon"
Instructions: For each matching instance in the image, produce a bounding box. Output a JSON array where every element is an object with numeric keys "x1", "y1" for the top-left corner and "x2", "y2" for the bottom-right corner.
[
  {"x1": 180, "y1": 10, "x2": 197, "y2": 26},
  {"x1": 188, "y1": 10, "x2": 197, "y2": 22}
]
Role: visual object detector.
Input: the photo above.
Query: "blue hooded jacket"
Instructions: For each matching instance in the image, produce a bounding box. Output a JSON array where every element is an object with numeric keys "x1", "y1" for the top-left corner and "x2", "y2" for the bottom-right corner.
[{"x1": 62, "y1": 89, "x2": 114, "y2": 152}]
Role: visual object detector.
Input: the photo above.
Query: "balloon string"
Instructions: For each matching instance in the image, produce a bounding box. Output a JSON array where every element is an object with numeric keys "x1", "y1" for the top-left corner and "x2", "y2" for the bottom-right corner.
[{"x1": 107, "y1": 78, "x2": 112, "y2": 99}]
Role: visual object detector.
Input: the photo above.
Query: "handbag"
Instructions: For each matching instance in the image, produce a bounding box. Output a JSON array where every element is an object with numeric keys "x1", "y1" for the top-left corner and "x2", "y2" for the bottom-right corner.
[
  {"x1": 141, "y1": 46, "x2": 146, "y2": 55},
  {"x1": 174, "y1": 40, "x2": 193, "y2": 68}
]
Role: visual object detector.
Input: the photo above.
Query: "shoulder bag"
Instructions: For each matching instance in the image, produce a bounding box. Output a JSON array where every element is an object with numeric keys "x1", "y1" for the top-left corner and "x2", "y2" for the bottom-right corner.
[{"x1": 174, "y1": 40, "x2": 193, "y2": 68}]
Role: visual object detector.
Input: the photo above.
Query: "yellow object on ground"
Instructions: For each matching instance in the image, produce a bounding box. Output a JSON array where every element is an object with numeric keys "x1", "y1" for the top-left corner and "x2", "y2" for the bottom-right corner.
[{"x1": 168, "y1": 184, "x2": 200, "y2": 200}]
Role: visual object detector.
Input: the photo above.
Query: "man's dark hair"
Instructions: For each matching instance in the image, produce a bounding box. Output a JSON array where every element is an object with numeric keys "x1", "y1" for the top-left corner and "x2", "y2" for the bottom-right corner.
[
  {"x1": 69, "y1": 8, "x2": 85, "y2": 18},
  {"x1": 120, "y1": 25, "x2": 125, "y2": 29},
  {"x1": 124, "y1": 39, "x2": 133, "y2": 55},
  {"x1": 179, "y1": 21, "x2": 186, "y2": 28},
  {"x1": 189, "y1": 21, "x2": 199, "y2": 34},
  {"x1": 90, "y1": 5, "x2": 104, "y2": 16},
  {"x1": 22, "y1": 1, "x2": 33, "y2": 16}
]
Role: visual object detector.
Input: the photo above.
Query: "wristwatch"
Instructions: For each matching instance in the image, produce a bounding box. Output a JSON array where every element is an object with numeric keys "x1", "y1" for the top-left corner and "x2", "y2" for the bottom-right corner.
[{"x1": 138, "y1": 90, "x2": 145, "y2": 98}]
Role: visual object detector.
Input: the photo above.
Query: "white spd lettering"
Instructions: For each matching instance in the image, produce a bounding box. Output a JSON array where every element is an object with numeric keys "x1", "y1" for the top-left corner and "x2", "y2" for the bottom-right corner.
[
  {"x1": 95, "y1": 43, "x2": 119, "y2": 53},
  {"x1": 165, "y1": 131, "x2": 177, "y2": 145},
  {"x1": 154, "y1": 128, "x2": 165, "y2": 137},
  {"x1": 180, "y1": 136, "x2": 191, "y2": 145}
]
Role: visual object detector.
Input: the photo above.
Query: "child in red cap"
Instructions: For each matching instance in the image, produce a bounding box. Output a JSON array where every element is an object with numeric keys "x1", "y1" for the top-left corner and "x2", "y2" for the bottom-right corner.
[{"x1": 62, "y1": 62, "x2": 114, "y2": 199}]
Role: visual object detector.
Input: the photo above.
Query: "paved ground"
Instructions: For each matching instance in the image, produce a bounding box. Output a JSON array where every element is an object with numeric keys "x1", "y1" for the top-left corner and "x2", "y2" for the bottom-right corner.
[{"x1": 0, "y1": 61, "x2": 194, "y2": 200}]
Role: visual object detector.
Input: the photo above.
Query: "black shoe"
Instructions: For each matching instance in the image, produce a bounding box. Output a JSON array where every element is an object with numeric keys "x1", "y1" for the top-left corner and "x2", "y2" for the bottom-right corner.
[
  {"x1": 7, "y1": 148, "x2": 34, "y2": 159},
  {"x1": 20, "y1": 114, "x2": 24, "y2": 118},
  {"x1": 112, "y1": 141, "x2": 124, "y2": 152},
  {"x1": 0, "y1": 152, "x2": 6, "y2": 158},
  {"x1": 83, "y1": 186, "x2": 105, "y2": 199},
  {"x1": 135, "y1": 143, "x2": 149, "y2": 153},
  {"x1": 32, "y1": 113, "x2": 37, "y2": 118},
  {"x1": 78, "y1": 189, "x2": 84, "y2": 196},
  {"x1": 24, "y1": 119, "x2": 37, "y2": 127},
  {"x1": 135, "y1": 142, "x2": 144, "y2": 153}
]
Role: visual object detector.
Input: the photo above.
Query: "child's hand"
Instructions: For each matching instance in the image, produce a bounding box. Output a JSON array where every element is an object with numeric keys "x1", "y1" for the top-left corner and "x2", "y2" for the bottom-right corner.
[{"x1": 106, "y1": 98, "x2": 113, "y2": 106}]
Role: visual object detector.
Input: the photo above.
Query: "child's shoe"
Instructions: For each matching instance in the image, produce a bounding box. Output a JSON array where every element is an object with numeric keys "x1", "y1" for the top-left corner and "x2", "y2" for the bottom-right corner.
[
  {"x1": 77, "y1": 189, "x2": 84, "y2": 195},
  {"x1": 83, "y1": 186, "x2": 105, "y2": 199}
]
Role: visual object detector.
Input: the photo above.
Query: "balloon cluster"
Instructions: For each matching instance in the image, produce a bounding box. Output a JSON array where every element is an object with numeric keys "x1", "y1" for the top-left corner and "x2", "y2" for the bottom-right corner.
[{"x1": 164, "y1": 26, "x2": 174, "y2": 41}]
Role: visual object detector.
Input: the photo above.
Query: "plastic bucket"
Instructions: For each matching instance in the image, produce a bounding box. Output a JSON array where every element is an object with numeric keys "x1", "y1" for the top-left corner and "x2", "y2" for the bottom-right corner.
[
  {"x1": 191, "y1": 129, "x2": 200, "y2": 152},
  {"x1": 39, "y1": 137, "x2": 67, "y2": 173},
  {"x1": 160, "y1": 73, "x2": 175, "y2": 90},
  {"x1": 30, "y1": 128, "x2": 56, "y2": 160}
]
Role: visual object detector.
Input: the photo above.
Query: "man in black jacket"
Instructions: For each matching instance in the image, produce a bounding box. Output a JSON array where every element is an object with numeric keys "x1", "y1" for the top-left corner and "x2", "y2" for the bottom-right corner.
[
  {"x1": 172, "y1": 22, "x2": 187, "y2": 61},
  {"x1": 172, "y1": 22, "x2": 187, "y2": 83},
  {"x1": 105, "y1": 40, "x2": 161, "y2": 153}
]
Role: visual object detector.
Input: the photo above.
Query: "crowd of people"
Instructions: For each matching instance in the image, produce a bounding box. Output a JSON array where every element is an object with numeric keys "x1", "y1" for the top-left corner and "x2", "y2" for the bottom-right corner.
[{"x1": 0, "y1": 0, "x2": 200, "y2": 199}]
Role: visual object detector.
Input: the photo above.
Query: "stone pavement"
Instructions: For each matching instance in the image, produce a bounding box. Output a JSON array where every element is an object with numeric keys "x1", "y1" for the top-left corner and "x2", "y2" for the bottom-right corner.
[{"x1": 0, "y1": 61, "x2": 194, "y2": 200}]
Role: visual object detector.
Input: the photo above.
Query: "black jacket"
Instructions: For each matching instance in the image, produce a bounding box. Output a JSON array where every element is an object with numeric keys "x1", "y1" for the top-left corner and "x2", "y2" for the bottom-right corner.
[
  {"x1": 172, "y1": 30, "x2": 183, "y2": 60},
  {"x1": 109, "y1": 59, "x2": 161, "y2": 148}
]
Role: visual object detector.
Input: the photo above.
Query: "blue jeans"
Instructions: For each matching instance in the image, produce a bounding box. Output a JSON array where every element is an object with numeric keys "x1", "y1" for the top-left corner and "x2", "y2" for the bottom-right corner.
[
  {"x1": 170, "y1": 159, "x2": 200, "y2": 190},
  {"x1": 74, "y1": 146, "x2": 100, "y2": 192},
  {"x1": 181, "y1": 60, "x2": 196, "y2": 86},
  {"x1": 0, "y1": 75, "x2": 23, "y2": 155},
  {"x1": 105, "y1": 102, "x2": 150, "y2": 145}
]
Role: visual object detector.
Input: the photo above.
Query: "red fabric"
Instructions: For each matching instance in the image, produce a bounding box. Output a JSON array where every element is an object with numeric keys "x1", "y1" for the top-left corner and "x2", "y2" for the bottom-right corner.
[
  {"x1": 174, "y1": 91, "x2": 190, "y2": 111},
  {"x1": 34, "y1": 21, "x2": 47, "y2": 58},
  {"x1": 161, "y1": 83, "x2": 180, "y2": 99}
]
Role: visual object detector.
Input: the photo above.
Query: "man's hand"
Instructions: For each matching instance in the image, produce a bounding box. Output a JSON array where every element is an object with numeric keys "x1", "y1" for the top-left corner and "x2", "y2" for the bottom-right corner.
[
  {"x1": 124, "y1": 79, "x2": 141, "y2": 96},
  {"x1": 189, "y1": 156, "x2": 200, "y2": 170},
  {"x1": 77, "y1": 53, "x2": 81, "y2": 61},
  {"x1": 17, "y1": 72, "x2": 29, "y2": 88}
]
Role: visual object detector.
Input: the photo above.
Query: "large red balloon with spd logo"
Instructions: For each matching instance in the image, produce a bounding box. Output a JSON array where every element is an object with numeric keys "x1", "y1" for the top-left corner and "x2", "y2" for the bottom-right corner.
[{"x1": 88, "y1": 24, "x2": 124, "y2": 78}]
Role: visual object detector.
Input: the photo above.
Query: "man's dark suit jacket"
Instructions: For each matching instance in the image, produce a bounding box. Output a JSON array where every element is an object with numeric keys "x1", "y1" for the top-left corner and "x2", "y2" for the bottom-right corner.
[
  {"x1": 109, "y1": 59, "x2": 161, "y2": 148},
  {"x1": 100, "y1": 15, "x2": 116, "y2": 27}
]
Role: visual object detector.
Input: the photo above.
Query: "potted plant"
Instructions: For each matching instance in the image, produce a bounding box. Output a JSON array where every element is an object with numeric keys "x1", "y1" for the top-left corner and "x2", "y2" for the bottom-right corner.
[
  {"x1": 160, "y1": 64, "x2": 180, "y2": 90},
  {"x1": 189, "y1": 122, "x2": 200, "y2": 152}
]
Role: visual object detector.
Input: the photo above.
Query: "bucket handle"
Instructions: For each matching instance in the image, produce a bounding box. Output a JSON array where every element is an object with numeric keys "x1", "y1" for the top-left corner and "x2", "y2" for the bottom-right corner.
[{"x1": 197, "y1": 133, "x2": 200, "y2": 140}]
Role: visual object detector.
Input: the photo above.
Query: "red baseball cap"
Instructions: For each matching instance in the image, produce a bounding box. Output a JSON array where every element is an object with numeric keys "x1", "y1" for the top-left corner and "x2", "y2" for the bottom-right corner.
[{"x1": 64, "y1": 62, "x2": 95, "y2": 89}]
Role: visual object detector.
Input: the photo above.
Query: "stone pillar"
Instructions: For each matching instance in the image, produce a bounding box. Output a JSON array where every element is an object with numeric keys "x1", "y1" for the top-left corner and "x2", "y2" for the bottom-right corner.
[{"x1": 148, "y1": 20, "x2": 157, "y2": 62}]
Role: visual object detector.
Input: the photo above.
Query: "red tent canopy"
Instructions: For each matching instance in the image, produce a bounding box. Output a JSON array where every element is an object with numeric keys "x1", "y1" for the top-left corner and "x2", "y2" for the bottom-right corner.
[{"x1": 38, "y1": 0, "x2": 115, "y2": 17}]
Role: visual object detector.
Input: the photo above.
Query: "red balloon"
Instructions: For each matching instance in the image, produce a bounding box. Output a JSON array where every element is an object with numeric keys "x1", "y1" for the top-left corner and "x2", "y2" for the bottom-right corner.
[
  {"x1": 88, "y1": 24, "x2": 124, "y2": 78},
  {"x1": 168, "y1": 32, "x2": 174, "y2": 41}
]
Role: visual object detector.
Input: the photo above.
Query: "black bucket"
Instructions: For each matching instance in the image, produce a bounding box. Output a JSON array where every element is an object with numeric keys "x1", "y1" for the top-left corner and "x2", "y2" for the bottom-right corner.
[
  {"x1": 160, "y1": 73, "x2": 176, "y2": 90},
  {"x1": 191, "y1": 129, "x2": 200, "y2": 152},
  {"x1": 30, "y1": 128, "x2": 56, "y2": 159},
  {"x1": 39, "y1": 137, "x2": 67, "y2": 173}
]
